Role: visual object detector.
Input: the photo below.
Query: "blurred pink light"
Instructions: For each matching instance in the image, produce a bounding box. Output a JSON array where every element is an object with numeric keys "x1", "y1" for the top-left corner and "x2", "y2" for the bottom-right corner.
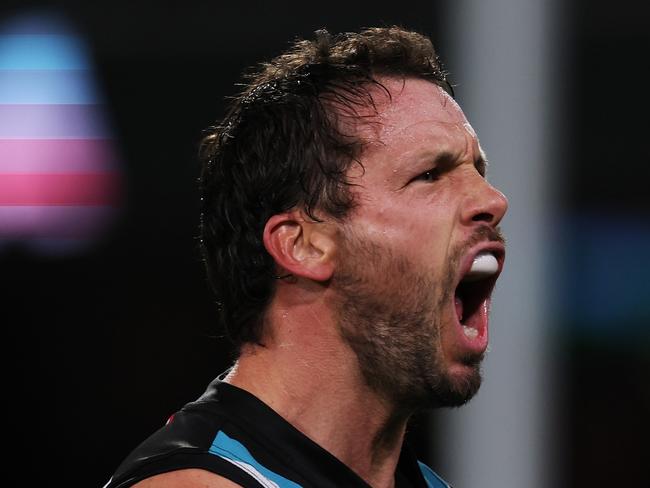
[
  {"x1": 0, "y1": 139, "x2": 116, "y2": 173},
  {"x1": 0, "y1": 11, "x2": 124, "y2": 254},
  {"x1": 0, "y1": 173, "x2": 121, "y2": 206}
]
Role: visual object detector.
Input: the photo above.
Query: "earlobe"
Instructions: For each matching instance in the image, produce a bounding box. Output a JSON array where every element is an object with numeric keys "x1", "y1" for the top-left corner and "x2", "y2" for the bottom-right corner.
[{"x1": 263, "y1": 212, "x2": 335, "y2": 283}]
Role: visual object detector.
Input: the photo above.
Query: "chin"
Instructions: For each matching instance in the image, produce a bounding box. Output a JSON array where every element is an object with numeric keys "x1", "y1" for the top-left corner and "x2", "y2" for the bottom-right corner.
[
  {"x1": 442, "y1": 372, "x2": 482, "y2": 407},
  {"x1": 419, "y1": 361, "x2": 483, "y2": 410}
]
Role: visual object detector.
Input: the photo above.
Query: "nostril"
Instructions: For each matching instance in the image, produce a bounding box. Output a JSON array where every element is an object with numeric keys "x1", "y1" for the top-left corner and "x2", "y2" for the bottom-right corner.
[{"x1": 472, "y1": 212, "x2": 494, "y2": 223}]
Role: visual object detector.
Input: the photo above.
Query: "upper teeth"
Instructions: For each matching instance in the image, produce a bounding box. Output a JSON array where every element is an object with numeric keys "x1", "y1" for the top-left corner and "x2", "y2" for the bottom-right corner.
[{"x1": 462, "y1": 252, "x2": 498, "y2": 282}]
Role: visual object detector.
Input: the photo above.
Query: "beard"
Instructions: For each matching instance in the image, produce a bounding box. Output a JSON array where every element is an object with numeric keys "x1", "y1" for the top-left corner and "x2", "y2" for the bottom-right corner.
[{"x1": 332, "y1": 229, "x2": 485, "y2": 412}]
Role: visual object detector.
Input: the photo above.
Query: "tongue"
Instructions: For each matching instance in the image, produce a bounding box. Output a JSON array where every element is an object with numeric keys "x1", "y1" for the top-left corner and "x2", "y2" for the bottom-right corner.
[{"x1": 454, "y1": 295, "x2": 464, "y2": 322}]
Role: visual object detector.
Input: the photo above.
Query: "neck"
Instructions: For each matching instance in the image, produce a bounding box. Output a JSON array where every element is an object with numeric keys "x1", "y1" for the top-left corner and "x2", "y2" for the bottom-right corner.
[{"x1": 224, "y1": 300, "x2": 411, "y2": 488}]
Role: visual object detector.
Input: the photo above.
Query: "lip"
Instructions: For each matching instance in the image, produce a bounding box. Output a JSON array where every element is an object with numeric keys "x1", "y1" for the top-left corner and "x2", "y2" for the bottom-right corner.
[{"x1": 449, "y1": 240, "x2": 506, "y2": 354}]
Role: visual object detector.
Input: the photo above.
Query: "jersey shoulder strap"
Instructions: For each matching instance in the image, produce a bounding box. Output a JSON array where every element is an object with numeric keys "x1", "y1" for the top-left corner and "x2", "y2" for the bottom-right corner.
[
  {"x1": 417, "y1": 461, "x2": 453, "y2": 488},
  {"x1": 104, "y1": 402, "x2": 276, "y2": 488}
]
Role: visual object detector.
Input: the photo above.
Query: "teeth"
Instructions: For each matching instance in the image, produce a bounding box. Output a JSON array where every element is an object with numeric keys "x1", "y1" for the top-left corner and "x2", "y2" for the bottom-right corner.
[
  {"x1": 463, "y1": 325, "x2": 478, "y2": 339},
  {"x1": 462, "y1": 252, "x2": 498, "y2": 282}
]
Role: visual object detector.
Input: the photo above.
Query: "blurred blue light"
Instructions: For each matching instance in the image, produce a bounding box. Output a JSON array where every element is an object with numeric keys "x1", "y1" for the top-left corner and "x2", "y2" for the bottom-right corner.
[
  {"x1": 0, "y1": 70, "x2": 100, "y2": 104},
  {"x1": 560, "y1": 214, "x2": 650, "y2": 335},
  {"x1": 0, "y1": 34, "x2": 89, "y2": 70}
]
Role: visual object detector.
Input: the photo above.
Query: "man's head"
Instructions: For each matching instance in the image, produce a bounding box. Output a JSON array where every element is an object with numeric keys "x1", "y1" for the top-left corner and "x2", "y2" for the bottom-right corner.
[
  {"x1": 200, "y1": 27, "x2": 453, "y2": 346},
  {"x1": 200, "y1": 27, "x2": 507, "y2": 408}
]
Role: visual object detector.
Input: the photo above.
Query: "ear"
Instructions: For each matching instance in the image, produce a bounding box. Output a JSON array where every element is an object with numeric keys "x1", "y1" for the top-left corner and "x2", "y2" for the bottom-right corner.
[{"x1": 263, "y1": 211, "x2": 336, "y2": 282}]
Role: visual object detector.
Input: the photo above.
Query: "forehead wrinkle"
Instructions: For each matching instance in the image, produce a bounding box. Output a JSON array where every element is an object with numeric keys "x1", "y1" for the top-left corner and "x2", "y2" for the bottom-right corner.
[
  {"x1": 377, "y1": 120, "x2": 476, "y2": 165},
  {"x1": 381, "y1": 119, "x2": 467, "y2": 143},
  {"x1": 348, "y1": 78, "x2": 469, "y2": 149},
  {"x1": 350, "y1": 78, "x2": 482, "y2": 178}
]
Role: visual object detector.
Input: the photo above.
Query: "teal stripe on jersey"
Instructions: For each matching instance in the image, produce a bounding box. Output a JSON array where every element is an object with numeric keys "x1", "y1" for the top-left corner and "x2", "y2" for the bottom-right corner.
[
  {"x1": 209, "y1": 431, "x2": 302, "y2": 488},
  {"x1": 418, "y1": 461, "x2": 451, "y2": 488}
]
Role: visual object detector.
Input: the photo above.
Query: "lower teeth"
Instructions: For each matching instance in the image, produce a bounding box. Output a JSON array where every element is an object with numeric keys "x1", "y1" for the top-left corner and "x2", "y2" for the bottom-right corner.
[{"x1": 463, "y1": 325, "x2": 478, "y2": 339}]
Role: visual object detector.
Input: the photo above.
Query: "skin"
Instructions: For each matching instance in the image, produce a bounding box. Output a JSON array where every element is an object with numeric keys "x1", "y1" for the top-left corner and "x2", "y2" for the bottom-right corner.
[
  {"x1": 333, "y1": 78, "x2": 507, "y2": 411},
  {"x1": 135, "y1": 77, "x2": 507, "y2": 488}
]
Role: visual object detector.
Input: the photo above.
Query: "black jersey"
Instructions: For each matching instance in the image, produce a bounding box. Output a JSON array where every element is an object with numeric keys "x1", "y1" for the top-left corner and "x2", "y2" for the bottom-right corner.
[{"x1": 104, "y1": 378, "x2": 451, "y2": 488}]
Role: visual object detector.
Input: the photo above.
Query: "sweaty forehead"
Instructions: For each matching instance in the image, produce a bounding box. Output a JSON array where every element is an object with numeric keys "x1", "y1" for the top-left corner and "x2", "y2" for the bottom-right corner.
[
  {"x1": 380, "y1": 77, "x2": 461, "y2": 115},
  {"x1": 376, "y1": 77, "x2": 471, "y2": 137},
  {"x1": 358, "y1": 77, "x2": 480, "y2": 161}
]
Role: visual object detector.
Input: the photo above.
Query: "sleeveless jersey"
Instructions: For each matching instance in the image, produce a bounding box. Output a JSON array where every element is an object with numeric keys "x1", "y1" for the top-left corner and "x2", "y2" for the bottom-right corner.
[{"x1": 104, "y1": 378, "x2": 451, "y2": 488}]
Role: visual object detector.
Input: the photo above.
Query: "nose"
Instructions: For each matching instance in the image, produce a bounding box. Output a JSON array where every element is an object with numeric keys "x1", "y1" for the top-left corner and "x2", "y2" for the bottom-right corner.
[{"x1": 461, "y1": 177, "x2": 508, "y2": 228}]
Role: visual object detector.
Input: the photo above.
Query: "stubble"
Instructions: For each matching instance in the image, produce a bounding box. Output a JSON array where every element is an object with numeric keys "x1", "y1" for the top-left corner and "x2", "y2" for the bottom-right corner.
[{"x1": 332, "y1": 231, "x2": 483, "y2": 412}]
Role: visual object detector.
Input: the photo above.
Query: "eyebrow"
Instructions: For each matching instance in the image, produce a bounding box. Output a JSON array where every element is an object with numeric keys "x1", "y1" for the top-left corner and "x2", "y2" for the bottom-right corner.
[{"x1": 430, "y1": 149, "x2": 488, "y2": 177}]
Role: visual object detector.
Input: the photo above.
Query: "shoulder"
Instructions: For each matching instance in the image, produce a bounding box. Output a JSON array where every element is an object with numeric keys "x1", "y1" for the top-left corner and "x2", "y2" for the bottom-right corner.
[
  {"x1": 107, "y1": 398, "x2": 236, "y2": 488},
  {"x1": 132, "y1": 469, "x2": 243, "y2": 488}
]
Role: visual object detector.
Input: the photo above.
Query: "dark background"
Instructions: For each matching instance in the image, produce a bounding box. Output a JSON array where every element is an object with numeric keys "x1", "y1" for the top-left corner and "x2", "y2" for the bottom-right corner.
[{"x1": 1, "y1": 1, "x2": 648, "y2": 486}]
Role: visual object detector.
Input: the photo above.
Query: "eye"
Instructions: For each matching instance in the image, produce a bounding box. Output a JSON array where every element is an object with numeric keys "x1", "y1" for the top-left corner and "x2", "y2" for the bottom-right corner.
[
  {"x1": 413, "y1": 168, "x2": 441, "y2": 183},
  {"x1": 475, "y1": 160, "x2": 487, "y2": 178}
]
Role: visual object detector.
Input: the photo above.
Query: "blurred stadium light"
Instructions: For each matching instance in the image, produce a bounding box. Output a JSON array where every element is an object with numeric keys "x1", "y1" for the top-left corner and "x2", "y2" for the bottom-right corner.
[
  {"x1": 560, "y1": 214, "x2": 650, "y2": 335},
  {"x1": 0, "y1": 11, "x2": 122, "y2": 255}
]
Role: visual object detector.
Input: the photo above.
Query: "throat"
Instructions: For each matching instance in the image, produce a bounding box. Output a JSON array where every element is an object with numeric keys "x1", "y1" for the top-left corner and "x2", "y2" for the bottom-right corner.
[
  {"x1": 454, "y1": 294, "x2": 464, "y2": 322},
  {"x1": 355, "y1": 412, "x2": 408, "y2": 488},
  {"x1": 371, "y1": 412, "x2": 408, "y2": 465}
]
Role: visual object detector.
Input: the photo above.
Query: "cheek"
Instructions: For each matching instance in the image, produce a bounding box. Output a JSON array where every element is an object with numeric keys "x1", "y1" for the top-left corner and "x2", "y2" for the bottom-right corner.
[
  {"x1": 358, "y1": 209, "x2": 453, "y2": 268},
  {"x1": 354, "y1": 205, "x2": 420, "y2": 247},
  {"x1": 350, "y1": 185, "x2": 462, "y2": 259}
]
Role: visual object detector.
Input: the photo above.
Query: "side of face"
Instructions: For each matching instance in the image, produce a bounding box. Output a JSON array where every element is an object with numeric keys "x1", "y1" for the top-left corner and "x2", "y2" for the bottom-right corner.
[{"x1": 331, "y1": 77, "x2": 508, "y2": 408}]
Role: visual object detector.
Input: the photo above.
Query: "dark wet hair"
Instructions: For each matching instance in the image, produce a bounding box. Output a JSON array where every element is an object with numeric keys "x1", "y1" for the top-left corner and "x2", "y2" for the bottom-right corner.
[{"x1": 199, "y1": 26, "x2": 452, "y2": 348}]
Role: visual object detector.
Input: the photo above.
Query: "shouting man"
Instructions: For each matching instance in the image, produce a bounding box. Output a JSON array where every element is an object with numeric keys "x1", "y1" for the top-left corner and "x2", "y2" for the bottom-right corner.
[{"x1": 106, "y1": 26, "x2": 507, "y2": 488}]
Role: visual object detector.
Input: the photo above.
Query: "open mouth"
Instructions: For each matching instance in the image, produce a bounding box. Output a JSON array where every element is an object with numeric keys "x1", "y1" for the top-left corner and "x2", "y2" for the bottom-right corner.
[{"x1": 454, "y1": 251, "x2": 502, "y2": 341}]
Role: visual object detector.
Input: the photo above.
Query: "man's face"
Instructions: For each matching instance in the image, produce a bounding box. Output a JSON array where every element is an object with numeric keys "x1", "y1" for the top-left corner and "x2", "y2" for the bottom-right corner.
[{"x1": 332, "y1": 77, "x2": 508, "y2": 410}]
